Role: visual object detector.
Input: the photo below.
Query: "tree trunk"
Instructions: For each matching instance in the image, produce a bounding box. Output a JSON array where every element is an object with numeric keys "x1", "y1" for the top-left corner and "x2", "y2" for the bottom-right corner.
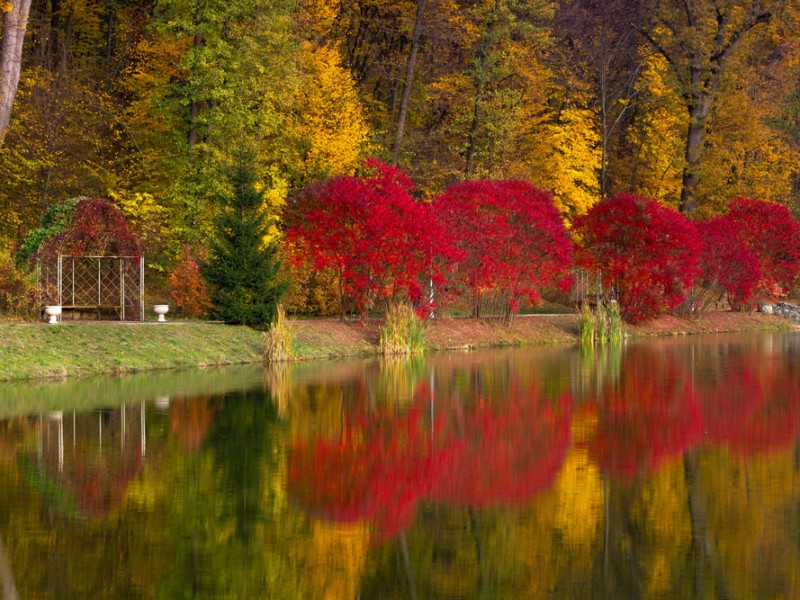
[
  {"x1": 680, "y1": 72, "x2": 711, "y2": 214},
  {"x1": 0, "y1": 0, "x2": 33, "y2": 147},
  {"x1": 464, "y1": 0, "x2": 500, "y2": 179},
  {"x1": 390, "y1": 0, "x2": 427, "y2": 166}
]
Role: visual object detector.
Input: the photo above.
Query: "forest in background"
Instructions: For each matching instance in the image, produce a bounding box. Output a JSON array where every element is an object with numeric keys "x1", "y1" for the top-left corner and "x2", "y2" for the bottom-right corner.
[{"x1": 2, "y1": 0, "x2": 800, "y2": 311}]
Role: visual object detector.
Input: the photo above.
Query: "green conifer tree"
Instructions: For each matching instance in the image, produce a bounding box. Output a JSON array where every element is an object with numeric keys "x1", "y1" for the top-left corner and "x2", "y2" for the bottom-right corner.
[{"x1": 203, "y1": 157, "x2": 286, "y2": 328}]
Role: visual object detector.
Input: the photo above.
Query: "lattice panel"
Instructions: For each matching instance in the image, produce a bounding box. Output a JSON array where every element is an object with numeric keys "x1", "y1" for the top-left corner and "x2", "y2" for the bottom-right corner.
[
  {"x1": 121, "y1": 259, "x2": 143, "y2": 320},
  {"x1": 60, "y1": 257, "x2": 119, "y2": 308},
  {"x1": 39, "y1": 255, "x2": 145, "y2": 321}
]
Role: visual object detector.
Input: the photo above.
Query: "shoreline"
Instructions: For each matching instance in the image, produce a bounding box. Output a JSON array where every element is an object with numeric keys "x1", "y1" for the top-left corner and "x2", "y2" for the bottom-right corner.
[{"x1": 0, "y1": 311, "x2": 798, "y2": 383}]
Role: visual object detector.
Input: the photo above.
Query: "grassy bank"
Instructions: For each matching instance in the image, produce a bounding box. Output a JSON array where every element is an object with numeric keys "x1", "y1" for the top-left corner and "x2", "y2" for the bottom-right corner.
[
  {"x1": 0, "y1": 311, "x2": 798, "y2": 382},
  {"x1": 0, "y1": 323, "x2": 264, "y2": 381}
]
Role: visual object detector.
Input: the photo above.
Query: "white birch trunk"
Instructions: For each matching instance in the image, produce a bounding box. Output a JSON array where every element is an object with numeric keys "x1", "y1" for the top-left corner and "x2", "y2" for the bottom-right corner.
[{"x1": 0, "y1": 0, "x2": 32, "y2": 146}]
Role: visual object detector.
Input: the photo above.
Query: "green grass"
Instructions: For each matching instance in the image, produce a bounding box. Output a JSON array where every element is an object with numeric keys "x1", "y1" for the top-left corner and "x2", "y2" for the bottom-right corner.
[{"x1": 0, "y1": 323, "x2": 264, "y2": 382}]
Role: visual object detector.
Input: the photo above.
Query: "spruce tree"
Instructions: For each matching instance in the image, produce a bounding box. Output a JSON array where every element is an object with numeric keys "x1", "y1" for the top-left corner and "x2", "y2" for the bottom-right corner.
[{"x1": 203, "y1": 158, "x2": 286, "y2": 328}]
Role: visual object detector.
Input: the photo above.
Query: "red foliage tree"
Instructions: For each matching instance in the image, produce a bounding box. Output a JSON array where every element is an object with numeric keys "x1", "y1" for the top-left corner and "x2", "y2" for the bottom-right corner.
[
  {"x1": 722, "y1": 197, "x2": 800, "y2": 306},
  {"x1": 285, "y1": 159, "x2": 455, "y2": 317},
  {"x1": 433, "y1": 180, "x2": 573, "y2": 317},
  {"x1": 694, "y1": 217, "x2": 760, "y2": 310},
  {"x1": 169, "y1": 245, "x2": 211, "y2": 318},
  {"x1": 573, "y1": 193, "x2": 700, "y2": 322}
]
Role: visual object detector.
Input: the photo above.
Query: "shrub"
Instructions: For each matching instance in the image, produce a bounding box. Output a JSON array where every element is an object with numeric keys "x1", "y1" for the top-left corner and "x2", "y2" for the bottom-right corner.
[
  {"x1": 433, "y1": 180, "x2": 573, "y2": 318},
  {"x1": 169, "y1": 246, "x2": 210, "y2": 318},
  {"x1": 694, "y1": 217, "x2": 759, "y2": 310},
  {"x1": 0, "y1": 248, "x2": 37, "y2": 319},
  {"x1": 724, "y1": 197, "x2": 800, "y2": 305},
  {"x1": 578, "y1": 300, "x2": 622, "y2": 345},
  {"x1": 15, "y1": 199, "x2": 80, "y2": 268},
  {"x1": 285, "y1": 159, "x2": 454, "y2": 318},
  {"x1": 574, "y1": 193, "x2": 700, "y2": 323},
  {"x1": 379, "y1": 302, "x2": 426, "y2": 356}
]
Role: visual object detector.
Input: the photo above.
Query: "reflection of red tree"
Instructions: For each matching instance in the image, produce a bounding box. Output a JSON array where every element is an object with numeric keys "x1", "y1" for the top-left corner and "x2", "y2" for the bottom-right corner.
[
  {"x1": 289, "y1": 382, "x2": 574, "y2": 538},
  {"x1": 170, "y1": 396, "x2": 216, "y2": 451},
  {"x1": 66, "y1": 451, "x2": 142, "y2": 517},
  {"x1": 429, "y1": 391, "x2": 572, "y2": 506},
  {"x1": 288, "y1": 404, "x2": 461, "y2": 538},
  {"x1": 699, "y1": 356, "x2": 800, "y2": 454},
  {"x1": 585, "y1": 349, "x2": 702, "y2": 478}
]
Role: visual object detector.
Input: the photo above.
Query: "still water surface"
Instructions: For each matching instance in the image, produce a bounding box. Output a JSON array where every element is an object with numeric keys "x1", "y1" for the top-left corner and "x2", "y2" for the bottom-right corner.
[{"x1": 1, "y1": 333, "x2": 799, "y2": 598}]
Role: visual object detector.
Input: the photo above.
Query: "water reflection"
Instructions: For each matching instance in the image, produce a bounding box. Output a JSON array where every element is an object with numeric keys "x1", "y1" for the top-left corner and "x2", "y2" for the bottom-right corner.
[{"x1": 0, "y1": 335, "x2": 798, "y2": 598}]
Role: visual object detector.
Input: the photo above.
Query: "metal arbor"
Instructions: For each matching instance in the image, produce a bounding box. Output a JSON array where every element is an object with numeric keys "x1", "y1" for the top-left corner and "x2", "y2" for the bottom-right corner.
[{"x1": 35, "y1": 198, "x2": 145, "y2": 321}]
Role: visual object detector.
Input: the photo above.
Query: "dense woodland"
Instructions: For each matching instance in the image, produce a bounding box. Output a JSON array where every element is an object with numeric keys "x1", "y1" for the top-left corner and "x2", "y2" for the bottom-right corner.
[{"x1": 2, "y1": 0, "x2": 800, "y2": 318}]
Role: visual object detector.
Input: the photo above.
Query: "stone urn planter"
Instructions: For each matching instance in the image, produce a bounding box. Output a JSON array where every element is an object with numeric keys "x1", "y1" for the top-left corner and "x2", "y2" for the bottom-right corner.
[
  {"x1": 44, "y1": 305, "x2": 62, "y2": 324},
  {"x1": 153, "y1": 304, "x2": 169, "y2": 322}
]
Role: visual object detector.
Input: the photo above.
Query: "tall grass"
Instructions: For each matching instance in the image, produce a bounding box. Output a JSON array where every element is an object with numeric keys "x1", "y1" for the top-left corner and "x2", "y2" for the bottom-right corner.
[
  {"x1": 606, "y1": 300, "x2": 622, "y2": 341},
  {"x1": 578, "y1": 300, "x2": 623, "y2": 346},
  {"x1": 379, "y1": 302, "x2": 426, "y2": 356},
  {"x1": 262, "y1": 305, "x2": 294, "y2": 362},
  {"x1": 578, "y1": 302, "x2": 595, "y2": 346}
]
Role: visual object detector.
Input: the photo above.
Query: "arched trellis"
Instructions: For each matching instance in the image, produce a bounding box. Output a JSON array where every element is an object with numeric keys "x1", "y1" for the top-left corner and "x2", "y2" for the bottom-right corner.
[{"x1": 34, "y1": 199, "x2": 145, "y2": 321}]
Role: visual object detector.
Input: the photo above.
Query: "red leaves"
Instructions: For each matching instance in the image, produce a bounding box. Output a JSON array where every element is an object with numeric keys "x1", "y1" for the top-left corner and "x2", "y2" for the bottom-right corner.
[
  {"x1": 574, "y1": 193, "x2": 700, "y2": 322},
  {"x1": 434, "y1": 180, "x2": 573, "y2": 316},
  {"x1": 694, "y1": 198, "x2": 800, "y2": 309},
  {"x1": 287, "y1": 403, "x2": 462, "y2": 539},
  {"x1": 287, "y1": 164, "x2": 571, "y2": 317},
  {"x1": 695, "y1": 217, "x2": 759, "y2": 309},
  {"x1": 430, "y1": 391, "x2": 572, "y2": 506},
  {"x1": 52, "y1": 198, "x2": 142, "y2": 258},
  {"x1": 169, "y1": 246, "x2": 210, "y2": 318},
  {"x1": 583, "y1": 348, "x2": 702, "y2": 478},
  {"x1": 285, "y1": 159, "x2": 451, "y2": 315}
]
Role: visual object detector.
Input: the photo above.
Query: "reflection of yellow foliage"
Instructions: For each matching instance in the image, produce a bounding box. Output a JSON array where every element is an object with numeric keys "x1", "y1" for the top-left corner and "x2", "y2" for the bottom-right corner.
[
  {"x1": 305, "y1": 520, "x2": 369, "y2": 600},
  {"x1": 702, "y1": 447, "x2": 800, "y2": 599},
  {"x1": 631, "y1": 457, "x2": 691, "y2": 597},
  {"x1": 553, "y1": 448, "x2": 604, "y2": 558},
  {"x1": 514, "y1": 445, "x2": 603, "y2": 598},
  {"x1": 286, "y1": 381, "x2": 347, "y2": 441},
  {"x1": 124, "y1": 476, "x2": 159, "y2": 511},
  {"x1": 571, "y1": 404, "x2": 598, "y2": 444}
]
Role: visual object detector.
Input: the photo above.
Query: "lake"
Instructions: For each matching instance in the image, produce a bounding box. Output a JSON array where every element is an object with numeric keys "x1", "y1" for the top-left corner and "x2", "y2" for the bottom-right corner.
[{"x1": 0, "y1": 332, "x2": 798, "y2": 598}]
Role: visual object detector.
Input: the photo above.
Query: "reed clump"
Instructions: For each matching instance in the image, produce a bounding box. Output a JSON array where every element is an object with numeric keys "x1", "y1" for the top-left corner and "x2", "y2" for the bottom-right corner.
[
  {"x1": 379, "y1": 302, "x2": 426, "y2": 356},
  {"x1": 578, "y1": 302, "x2": 595, "y2": 346},
  {"x1": 262, "y1": 305, "x2": 294, "y2": 362},
  {"x1": 578, "y1": 300, "x2": 623, "y2": 346}
]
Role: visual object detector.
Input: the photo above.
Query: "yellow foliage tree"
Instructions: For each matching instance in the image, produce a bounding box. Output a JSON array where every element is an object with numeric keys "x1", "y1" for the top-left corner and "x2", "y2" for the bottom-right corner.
[
  {"x1": 284, "y1": 41, "x2": 370, "y2": 183},
  {"x1": 618, "y1": 52, "x2": 686, "y2": 210},
  {"x1": 533, "y1": 103, "x2": 602, "y2": 219}
]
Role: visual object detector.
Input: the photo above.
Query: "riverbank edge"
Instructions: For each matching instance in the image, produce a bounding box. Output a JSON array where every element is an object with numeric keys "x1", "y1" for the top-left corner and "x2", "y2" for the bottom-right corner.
[{"x1": 0, "y1": 311, "x2": 797, "y2": 382}]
